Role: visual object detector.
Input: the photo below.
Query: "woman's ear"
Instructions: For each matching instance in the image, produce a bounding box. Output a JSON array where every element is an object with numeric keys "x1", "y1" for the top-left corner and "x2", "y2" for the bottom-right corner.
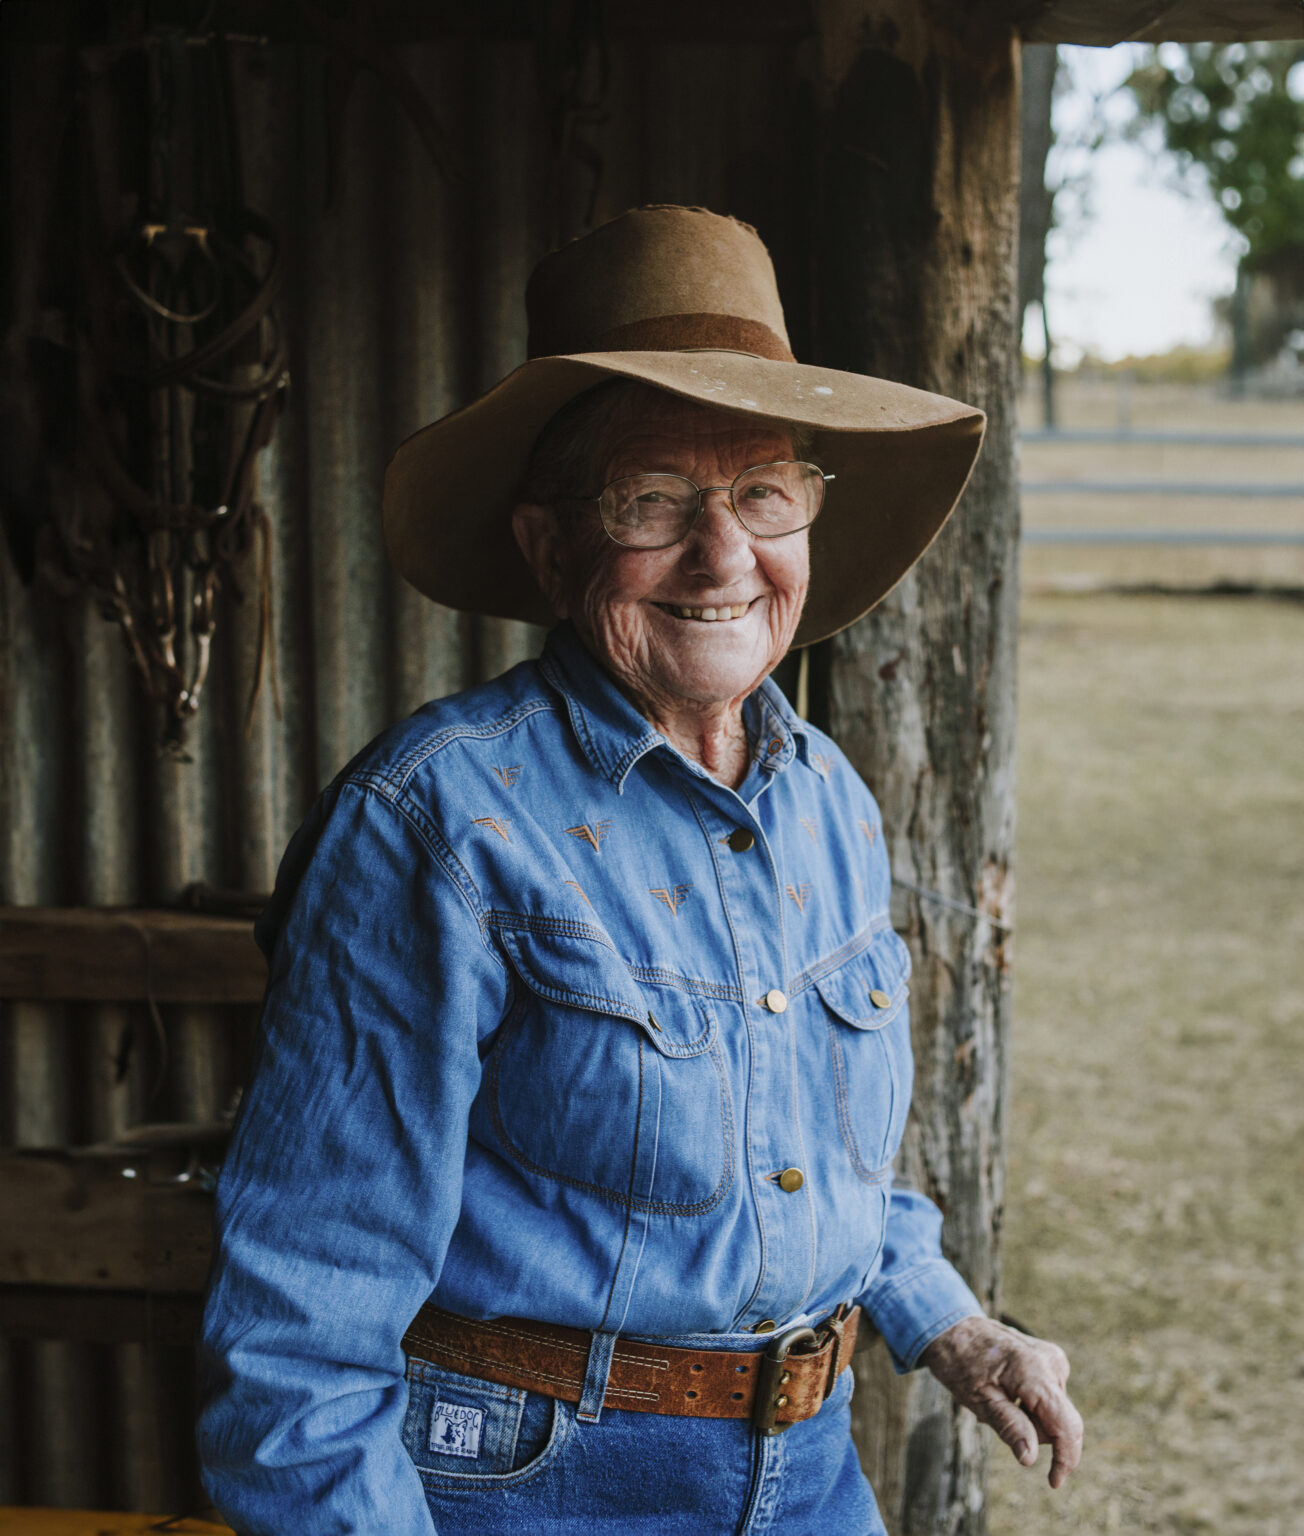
[{"x1": 511, "y1": 503, "x2": 570, "y2": 618}]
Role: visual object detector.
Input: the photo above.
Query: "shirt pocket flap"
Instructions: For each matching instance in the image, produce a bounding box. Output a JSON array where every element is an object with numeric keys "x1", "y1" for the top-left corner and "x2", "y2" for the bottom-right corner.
[
  {"x1": 813, "y1": 927, "x2": 912, "y2": 1030},
  {"x1": 498, "y1": 925, "x2": 714, "y2": 1057}
]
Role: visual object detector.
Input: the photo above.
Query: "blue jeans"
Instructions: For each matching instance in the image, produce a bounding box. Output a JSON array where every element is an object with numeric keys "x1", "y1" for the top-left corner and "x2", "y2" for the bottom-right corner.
[{"x1": 400, "y1": 1353, "x2": 887, "y2": 1535}]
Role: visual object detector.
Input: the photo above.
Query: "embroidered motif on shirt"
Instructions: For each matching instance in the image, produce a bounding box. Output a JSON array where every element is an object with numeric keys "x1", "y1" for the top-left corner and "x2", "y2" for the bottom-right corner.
[
  {"x1": 565, "y1": 821, "x2": 611, "y2": 853},
  {"x1": 649, "y1": 884, "x2": 692, "y2": 916},
  {"x1": 428, "y1": 1401, "x2": 484, "y2": 1459},
  {"x1": 563, "y1": 880, "x2": 593, "y2": 907},
  {"x1": 799, "y1": 818, "x2": 819, "y2": 843},
  {"x1": 785, "y1": 882, "x2": 812, "y2": 912},
  {"x1": 472, "y1": 816, "x2": 512, "y2": 842},
  {"x1": 858, "y1": 819, "x2": 879, "y2": 845},
  {"x1": 491, "y1": 765, "x2": 522, "y2": 788},
  {"x1": 810, "y1": 752, "x2": 834, "y2": 777},
  {"x1": 853, "y1": 875, "x2": 867, "y2": 908}
]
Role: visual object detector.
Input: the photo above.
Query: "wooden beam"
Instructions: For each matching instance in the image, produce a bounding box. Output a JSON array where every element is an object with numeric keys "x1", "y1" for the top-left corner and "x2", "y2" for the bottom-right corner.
[
  {"x1": 0, "y1": 907, "x2": 266, "y2": 1003},
  {"x1": 0, "y1": 1509, "x2": 233, "y2": 1536},
  {"x1": 0, "y1": 0, "x2": 817, "y2": 45},
  {"x1": 809, "y1": 2, "x2": 1022, "y2": 1524},
  {"x1": 1015, "y1": 0, "x2": 1304, "y2": 43},
  {"x1": 0, "y1": 1285, "x2": 204, "y2": 1346},
  {"x1": 0, "y1": 1154, "x2": 213, "y2": 1293},
  {"x1": 4, "y1": 0, "x2": 1298, "y2": 49}
]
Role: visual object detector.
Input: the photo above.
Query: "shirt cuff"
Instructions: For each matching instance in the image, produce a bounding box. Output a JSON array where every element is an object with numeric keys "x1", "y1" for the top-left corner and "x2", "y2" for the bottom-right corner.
[{"x1": 861, "y1": 1258, "x2": 985, "y2": 1374}]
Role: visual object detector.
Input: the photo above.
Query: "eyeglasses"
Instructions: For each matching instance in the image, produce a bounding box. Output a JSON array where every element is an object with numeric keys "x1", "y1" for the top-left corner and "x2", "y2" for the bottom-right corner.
[{"x1": 566, "y1": 461, "x2": 833, "y2": 550}]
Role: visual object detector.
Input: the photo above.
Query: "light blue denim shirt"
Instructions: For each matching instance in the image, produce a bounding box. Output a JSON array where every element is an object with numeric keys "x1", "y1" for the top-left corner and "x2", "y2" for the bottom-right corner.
[{"x1": 198, "y1": 622, "x2": 982, "y2": 1535}]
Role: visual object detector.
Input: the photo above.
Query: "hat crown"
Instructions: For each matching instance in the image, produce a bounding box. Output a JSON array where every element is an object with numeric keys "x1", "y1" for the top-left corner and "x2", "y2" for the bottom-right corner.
[{"x1": 525, "y1": 205, "x2": 794, "y2": 363}]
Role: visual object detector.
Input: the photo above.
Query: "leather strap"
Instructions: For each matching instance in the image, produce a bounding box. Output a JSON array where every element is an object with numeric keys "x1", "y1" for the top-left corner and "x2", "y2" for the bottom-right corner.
[
  {"x1": 401, "y1": 1304, "x2": 860, "y2": 1432},
  {"x1": 530, "y1": 311, "x2": 795, "y2": 363}
]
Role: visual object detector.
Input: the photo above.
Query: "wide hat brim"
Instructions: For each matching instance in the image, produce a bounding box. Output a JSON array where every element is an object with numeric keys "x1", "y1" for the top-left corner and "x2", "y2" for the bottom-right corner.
[{"x1": 382, "y1": 348, "x2": 985, "y2": 648}]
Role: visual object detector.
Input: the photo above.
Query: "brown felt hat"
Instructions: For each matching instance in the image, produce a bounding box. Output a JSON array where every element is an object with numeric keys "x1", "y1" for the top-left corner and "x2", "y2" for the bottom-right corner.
[{"x1": 383, "y1": 205, "x2": 985, "y2": 646}]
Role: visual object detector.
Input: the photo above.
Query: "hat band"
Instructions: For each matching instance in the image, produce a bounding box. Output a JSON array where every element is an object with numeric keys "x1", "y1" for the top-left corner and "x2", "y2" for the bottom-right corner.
[{"x1": 529, "y1": 311, "x2": 795, "y2": 363}]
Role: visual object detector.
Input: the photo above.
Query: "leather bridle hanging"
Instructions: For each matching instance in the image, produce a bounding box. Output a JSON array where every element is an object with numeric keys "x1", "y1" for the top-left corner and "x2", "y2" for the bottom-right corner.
[{"x1": 55, "y1": 25, "x2": 288, "y2": 749}]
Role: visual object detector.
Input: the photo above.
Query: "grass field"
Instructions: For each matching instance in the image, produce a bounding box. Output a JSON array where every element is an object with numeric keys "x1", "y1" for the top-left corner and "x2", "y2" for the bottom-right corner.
[{"x1": 985, "y1": 589, "x2": 1304, "y2": 1536}]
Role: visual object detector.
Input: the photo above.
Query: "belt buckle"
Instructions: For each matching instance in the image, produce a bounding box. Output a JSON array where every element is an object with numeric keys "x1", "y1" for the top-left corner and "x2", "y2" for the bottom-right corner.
[{"x1": 752, "y1": 1325, "x2": 819, "y2": 1436}]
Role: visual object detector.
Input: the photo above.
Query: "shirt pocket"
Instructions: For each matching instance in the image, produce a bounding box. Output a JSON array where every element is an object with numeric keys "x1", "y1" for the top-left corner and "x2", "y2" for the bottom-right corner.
[
  {"x1": 812, "y1": 926, "x2": 914, "y2": 1182},
  {"x1": 488, "y1": 924, "x2": 735, "y2": 1215}
]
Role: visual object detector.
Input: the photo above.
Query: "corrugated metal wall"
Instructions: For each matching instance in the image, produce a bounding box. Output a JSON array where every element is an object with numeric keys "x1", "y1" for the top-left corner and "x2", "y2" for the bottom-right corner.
[{"x1": 1, "y1": 20, "x2": 815, "y2": 1512}]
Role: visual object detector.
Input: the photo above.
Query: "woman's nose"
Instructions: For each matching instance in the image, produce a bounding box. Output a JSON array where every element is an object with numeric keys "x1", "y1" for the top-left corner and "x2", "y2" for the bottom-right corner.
[{"x1": 681, "y1": 488, "x2": 756, "y2": 582}]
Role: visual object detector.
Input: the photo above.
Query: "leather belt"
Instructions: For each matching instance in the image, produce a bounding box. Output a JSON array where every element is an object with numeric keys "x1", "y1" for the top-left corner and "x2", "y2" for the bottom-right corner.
[{"x1": 401, "y1": 1303, "x2": 860, "y2": 1436}]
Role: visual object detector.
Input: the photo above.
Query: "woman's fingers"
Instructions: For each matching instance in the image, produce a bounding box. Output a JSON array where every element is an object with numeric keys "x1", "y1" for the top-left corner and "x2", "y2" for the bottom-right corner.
[
  {"x1": 978, "y1": 1377, "x2": 1083, "y2": 1484},
  {"x1": 1038, "y1": 1391, "x2": 1085, "y2": 1489},
  {"x1": 972, "y1": 1384, "x2": 1040, "y2": 1466},
  {"x1": 920, "y1": 1316, "x2": 1083, "y2": 1488},
  {"x1": 1006, "y1": 1355, "x2": 1083, "y2": 1488}
]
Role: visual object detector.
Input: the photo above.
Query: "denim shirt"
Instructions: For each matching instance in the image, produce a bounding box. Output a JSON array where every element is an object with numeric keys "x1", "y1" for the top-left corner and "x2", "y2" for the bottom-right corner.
[{"x1": 198, "y1": 622, "x2": 982, "y2": 1535}]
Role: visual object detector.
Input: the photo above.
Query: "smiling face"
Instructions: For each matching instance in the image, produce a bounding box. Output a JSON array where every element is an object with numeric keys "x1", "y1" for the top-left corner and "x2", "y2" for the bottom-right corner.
[{"x1": 513, "y1": 392, "x2": 810, "y2": 729}]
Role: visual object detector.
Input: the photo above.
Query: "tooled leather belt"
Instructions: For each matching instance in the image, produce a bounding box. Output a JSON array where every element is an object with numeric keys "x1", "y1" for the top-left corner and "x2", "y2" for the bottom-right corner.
[{"x1": 400, "y1": 1302, "x2": 861, "y2": 1436}]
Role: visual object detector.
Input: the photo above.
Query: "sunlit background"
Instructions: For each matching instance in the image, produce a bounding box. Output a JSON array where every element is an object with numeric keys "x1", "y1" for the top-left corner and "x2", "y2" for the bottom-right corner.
[
  {"x1": 1025, "y1": 42, "x2": 1304, "y2": 367},
  {"x1": 995, "y1": 38, "x2": 1303, "y2": 1536}
]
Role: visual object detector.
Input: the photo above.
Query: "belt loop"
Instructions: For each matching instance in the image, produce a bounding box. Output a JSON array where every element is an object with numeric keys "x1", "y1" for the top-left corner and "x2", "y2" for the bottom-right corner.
[{"x1": 577, "y1": 1330, "x2": 619, "y2": 1423}]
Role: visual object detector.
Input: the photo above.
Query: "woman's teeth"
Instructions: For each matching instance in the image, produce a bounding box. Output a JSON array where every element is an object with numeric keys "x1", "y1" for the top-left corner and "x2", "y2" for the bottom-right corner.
[{"x1": 666, "y1": 602, "x2": 751, "y2": 622}]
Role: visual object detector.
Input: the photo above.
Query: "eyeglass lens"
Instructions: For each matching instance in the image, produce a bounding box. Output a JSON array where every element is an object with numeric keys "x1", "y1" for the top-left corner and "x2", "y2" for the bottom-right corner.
[{"x1": 598, "y1": 462, "x2": 826, "y2": 549}]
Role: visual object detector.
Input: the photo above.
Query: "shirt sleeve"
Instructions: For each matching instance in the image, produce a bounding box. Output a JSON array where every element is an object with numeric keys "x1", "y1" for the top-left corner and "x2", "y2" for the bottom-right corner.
[
  {"x1": 856, "y1": 1183, "x2": 985, "y2": 1373},
  {"x1": 197, "y1": 781, "x2": 508, "y2": 1536}
]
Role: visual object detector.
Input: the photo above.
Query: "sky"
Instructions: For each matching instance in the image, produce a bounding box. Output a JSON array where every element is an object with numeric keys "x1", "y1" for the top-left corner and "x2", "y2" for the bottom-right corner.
[{"x1": 1026, "y1": 44, "x2": 1248, "y2": 366}]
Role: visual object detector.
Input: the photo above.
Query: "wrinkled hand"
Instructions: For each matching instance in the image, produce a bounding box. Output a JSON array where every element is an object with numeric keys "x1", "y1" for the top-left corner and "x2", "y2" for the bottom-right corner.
[{"x1": 920, "y1": 1316, "x2": 1083, "y2": 1489}]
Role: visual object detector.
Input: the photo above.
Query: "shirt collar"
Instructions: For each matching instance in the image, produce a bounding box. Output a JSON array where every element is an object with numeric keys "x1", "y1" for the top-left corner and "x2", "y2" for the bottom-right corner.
[
  {"x1": 538, "y1": 622, "x2": 816, "y2": 793},
  {"x1": 539, "y1": 624, "x2": 666, "y2": 792}
]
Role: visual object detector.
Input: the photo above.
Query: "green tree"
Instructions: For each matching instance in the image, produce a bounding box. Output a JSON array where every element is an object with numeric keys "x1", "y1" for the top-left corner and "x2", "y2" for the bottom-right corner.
[{"x1": 1125, "y1": 42, "x2": 1304, "y2": 263}]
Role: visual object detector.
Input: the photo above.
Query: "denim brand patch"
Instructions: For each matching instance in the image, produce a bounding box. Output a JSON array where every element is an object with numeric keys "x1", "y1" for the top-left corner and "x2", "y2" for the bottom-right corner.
[{"x1": 428, "y1": 1400, "x2": 485, "y2": 1459}]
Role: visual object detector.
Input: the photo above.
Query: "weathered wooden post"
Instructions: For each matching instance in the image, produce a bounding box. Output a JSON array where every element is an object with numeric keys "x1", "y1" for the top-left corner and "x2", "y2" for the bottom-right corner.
[{"x1": 807, "y1": 7, "x2": 1022, "y2": 1531}]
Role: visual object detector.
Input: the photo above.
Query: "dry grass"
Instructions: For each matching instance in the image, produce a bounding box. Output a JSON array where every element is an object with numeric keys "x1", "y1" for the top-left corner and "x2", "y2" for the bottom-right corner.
[{"x1": 986, "y1": 591, "x2": 1304, "y2": 1536}]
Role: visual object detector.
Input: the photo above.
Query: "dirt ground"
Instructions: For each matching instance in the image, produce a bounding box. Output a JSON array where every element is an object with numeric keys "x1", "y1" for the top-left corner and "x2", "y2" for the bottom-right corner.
[
  {"x1": 985, "y1": 588, "x2": 1304, "y2": 1535},
  {"x1": 983, "y1": 380, "x2": 1303, "y2": 1534}
]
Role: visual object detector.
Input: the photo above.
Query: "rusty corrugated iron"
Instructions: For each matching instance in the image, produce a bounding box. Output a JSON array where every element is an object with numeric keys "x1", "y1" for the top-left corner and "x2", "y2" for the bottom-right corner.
[{"x1": 0, "y1": 15, "x2": 812, "y2": 1509}]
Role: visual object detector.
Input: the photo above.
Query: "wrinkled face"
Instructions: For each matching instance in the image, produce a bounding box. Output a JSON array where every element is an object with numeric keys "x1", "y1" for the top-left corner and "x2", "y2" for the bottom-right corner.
[{"x1": 520, "y1": 396, "x2": 810, "y2": 715}]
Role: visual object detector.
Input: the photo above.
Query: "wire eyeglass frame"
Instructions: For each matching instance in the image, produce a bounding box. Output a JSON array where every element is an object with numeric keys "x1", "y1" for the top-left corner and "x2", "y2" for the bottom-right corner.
[{"x1": 563, "y1": 460, "x2": 834, "y2": 550}]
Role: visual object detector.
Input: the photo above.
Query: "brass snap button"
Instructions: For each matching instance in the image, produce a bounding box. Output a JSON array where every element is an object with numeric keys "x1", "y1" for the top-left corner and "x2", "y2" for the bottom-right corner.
[
  {"x1": 753, "y1": 1318, "x2": 777, "y2": 1333},
  {"x1": 727, "y1": 827, "x2": 756, "y2": 853},
  {"x1": 777, "y1": 1167, "x2": 804, "y2": 1193},
  {"x1": 869, "y1": 989, "x2": 891, "y2": 1009},
  {"x1": 763, "y1": 988, "x2": 788, "y2": 1014},
  {"x1": 768, "y1": 736, "x2": 784, "y2": 754}
]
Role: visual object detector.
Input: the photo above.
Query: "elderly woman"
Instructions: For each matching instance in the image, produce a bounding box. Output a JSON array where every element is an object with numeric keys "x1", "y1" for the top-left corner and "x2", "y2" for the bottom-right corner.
[{"x1": 198, "y1": 206, "x2": 1081, "y2": 1534}]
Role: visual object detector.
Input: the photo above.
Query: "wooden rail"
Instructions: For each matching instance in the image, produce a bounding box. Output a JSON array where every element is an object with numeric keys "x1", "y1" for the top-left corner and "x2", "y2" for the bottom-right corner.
[
  {"x1": 0, "y1": 907, "x2": 267, "y2": 1003},
  {"x1": 0, "y1": 1510, "x2": 233, "y2": 1534},
  {"x1": 0, "y1": 1286, "x2": 204, "y2": 1346},
  {"x1": 1021, "y1": 429, "x2": 1304, "y2": 447},
  {"x1": 0, "y1": 1153, "x2": 214, "y2": 1294}
]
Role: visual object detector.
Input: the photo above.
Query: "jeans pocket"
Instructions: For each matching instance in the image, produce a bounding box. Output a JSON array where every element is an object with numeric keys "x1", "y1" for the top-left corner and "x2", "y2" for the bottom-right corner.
[{"x1": 402, "y1": 1357, "x2": 566, "y2": 1488}]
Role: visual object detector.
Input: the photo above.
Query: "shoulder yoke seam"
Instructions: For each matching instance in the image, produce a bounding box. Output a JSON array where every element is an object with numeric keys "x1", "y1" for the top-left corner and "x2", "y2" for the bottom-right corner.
[
  {"x1": 335, "y1": 781, "x2": 507, "y2": 974},
  {"x1": 352, "y1": 697, "x2": 560, "y2": 795}
]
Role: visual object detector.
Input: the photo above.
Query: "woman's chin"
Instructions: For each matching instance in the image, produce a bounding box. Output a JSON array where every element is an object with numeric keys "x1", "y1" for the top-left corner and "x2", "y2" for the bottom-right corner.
[{"x1": 641, "y1": 633, "x2": 776, "y2": 709}]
